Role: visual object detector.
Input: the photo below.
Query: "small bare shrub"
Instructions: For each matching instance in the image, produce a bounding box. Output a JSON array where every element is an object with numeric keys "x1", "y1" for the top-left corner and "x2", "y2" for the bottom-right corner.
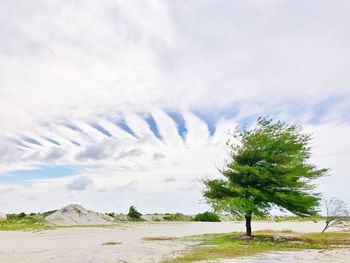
[
  {"x1": 102, "y1": 241, "x2": 121, "y2": 245},
  {"x1": 322, "y1": 197, "x2": 349, "y2": 233}
]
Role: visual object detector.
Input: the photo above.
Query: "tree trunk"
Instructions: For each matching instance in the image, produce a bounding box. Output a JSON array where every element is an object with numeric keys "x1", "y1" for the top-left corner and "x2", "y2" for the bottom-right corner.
[
  {"x1": 322, "y1": 222, "x2": 329, "y2": 234},
  {"x1": 245, "y1": 214, "x2": 252, "y2": 236}
]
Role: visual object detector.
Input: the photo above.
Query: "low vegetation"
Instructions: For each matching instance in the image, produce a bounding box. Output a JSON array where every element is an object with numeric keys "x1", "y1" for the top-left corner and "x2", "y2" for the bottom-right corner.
[
  {"x1": 194, "y1": 211, "x2": 221, "y2": 222},
  {"x1": 143, "y1": 236, "x2": 178, "y2": 241},
  {"x1": 0, "y1": 213, "x2": 50, "y2": 231},
  {"x1": 127, "y1": 205, "x2": 142, "y2": 221},
  {"x1": 162, "y1": 231, "x2": 350, "y2": 263},
  {"x1": 163, "y1": 213, "x2": 192, "y2": 221},
  {"x1": 0, "y1": 210, "x2": 119, "y2": 231}
]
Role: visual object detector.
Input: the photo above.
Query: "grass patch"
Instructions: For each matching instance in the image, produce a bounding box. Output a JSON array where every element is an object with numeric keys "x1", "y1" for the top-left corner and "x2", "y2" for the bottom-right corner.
[
  {"x1": 161, "y1": 231, "x2": 350, "y2": 263},
  {"x1": 0, "y1": 213, "x2": 123, "y2": 231},
  {"x1": 0, "y1": 214, "x2": 50, "y2": 231},
  {"x1": 52, "y1": 223, "x2": 120, "y2": 229},
  {"x1": 255, "y1": 229, "x2": 295, "y2": 234},
  {"x1": 300, "y1": 232, "x2": 350, "y2": 246}
]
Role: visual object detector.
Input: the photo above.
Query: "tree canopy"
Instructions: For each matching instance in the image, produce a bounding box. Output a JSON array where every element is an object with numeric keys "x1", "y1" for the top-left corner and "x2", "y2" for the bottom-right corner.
[
  {"x1": 203, "y1": 117, "x2": 328, "y2": 235},
  {"x1": 127, "y1": 205, "x2": 142, "y2": 220}
]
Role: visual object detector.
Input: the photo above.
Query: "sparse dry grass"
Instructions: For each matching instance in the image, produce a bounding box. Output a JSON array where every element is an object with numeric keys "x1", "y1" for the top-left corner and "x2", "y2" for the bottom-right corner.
[
  {"x1": 102, "y1": 241, "x2": 122, "y2": 245},
  {"x1": 300, "y1": 232, "x2": 350, "y2": 246},
  {"x1": 143, "y1": 236, "x2": 178, "y2": 241}
]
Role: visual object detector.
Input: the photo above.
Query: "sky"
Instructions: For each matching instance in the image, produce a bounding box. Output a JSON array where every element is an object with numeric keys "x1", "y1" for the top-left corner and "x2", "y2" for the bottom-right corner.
[{"x1": 0, "y1": 0, "x2": 349, "y2": 214}]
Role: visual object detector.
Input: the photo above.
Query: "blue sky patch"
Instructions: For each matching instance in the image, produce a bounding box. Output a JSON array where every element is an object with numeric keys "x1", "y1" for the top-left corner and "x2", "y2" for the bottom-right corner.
[
  {"x1": 144, "y1": 114, "x2": 162, "y2": 140},
  {"x1": 70, "y1": 140, "x2": 81, "y2": 146},
  {"x1": 13, "y1": 139, "x2": 31, "y2": 149},
  {"x1": 308, "y1": 95, "x2": 346, "y2": 124},
  {"x1": 166, "y1": 111, "x2": 188, "y2": 140},
  {"x1": 194, "y1": 105, "x2": 240, "y2": 135},
  {"x1": 22, "y1": 136, "x2": 43, "y2": 146},
  {"x1": 43, "y1": 137, "x2": 61, "y2": 146},
  {"x1": 64, "y1": 123, "x2": 84, "y2": 133},
  {"x1": 91, "y1": 123, "x2": 112, "y2": 137},
  {"x1": 116, "y1": 119, "x2": 139, "y2": 139},
  {"x1": 1, "y1": 166, "x2": 77, "y2": 182}
]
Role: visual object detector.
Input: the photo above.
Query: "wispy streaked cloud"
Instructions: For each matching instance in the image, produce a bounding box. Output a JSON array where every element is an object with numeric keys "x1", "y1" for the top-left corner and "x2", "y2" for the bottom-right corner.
[{"x1": 0, "y1": 0, "x2": 349, "y2": 213}]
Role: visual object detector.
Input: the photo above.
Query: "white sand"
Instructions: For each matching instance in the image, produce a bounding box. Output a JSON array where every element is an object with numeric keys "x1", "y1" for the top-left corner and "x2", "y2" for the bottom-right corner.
[
  {"x1": 213, "y1": 249, "x2": 350, "y2": 263},
  {"x1": 45, "y1": 204, "x2": 114, "y2": 225},
  {"x1": 0, "y1": 221, "x2": 348, "y2": 263},
  {"x1": 0, "y1": 212, "x2": 6, "y2": 221},
  {"x1": 214, "y1": 249, "x2": 350, "y2": 263}
]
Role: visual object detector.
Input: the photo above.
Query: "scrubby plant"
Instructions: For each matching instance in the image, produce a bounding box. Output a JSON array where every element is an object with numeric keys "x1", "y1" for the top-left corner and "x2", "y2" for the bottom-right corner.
[
  {"x1": 18, "y1": 212, "x2": 26, "y2": 218},
  {"x1": 163, "y1": 213, "x2": 182, "y2": 221},
  {"x1": 73, "y1": 207, "x2": 82, "y2": 215},
  {"x1": 106, "y1": 212, "x2": 115, "y2": 217},
  {"x1": 322, "y1": 197, "x2": 349, "y2": 233},
  {"x1": 194, "y1": 211, "x2": 221, "y2": 222},
  {"x1": 162, "y1": 213, "x2": 193, "y2": 221},
  {"x1": 127, "y1": 206, "x2": 142, "y2": 220}
]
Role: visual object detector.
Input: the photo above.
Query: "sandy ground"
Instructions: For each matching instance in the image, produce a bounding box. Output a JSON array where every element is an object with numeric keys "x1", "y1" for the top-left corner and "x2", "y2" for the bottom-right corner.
[
  {"x1": 0, "y1": 221, "x2": 348, "y2": 263},
  {"x1": 45, "y1": 204, "x2": 114, "y2": 226},
  {"x1": 213, "y1": 249, "x2": 350, "y2": 263}
]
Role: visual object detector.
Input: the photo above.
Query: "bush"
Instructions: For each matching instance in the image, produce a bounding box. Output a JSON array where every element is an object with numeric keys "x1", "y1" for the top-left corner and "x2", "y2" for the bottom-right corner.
[
  {"x1": 127, "y1": 206, "x2": 142, "y2": 220},
  {"x1": 18, "y1": 212, "x2": 26, "y2": 218},
  {"x1": 194, "y1": 211, "x2": 221, "y2": 222},
  {"x1": 106, "y1": 212, "x2": 115, "y2": 217},
  {"x1": 163, "y1": 213, "x2": 182, "y2": 221}
]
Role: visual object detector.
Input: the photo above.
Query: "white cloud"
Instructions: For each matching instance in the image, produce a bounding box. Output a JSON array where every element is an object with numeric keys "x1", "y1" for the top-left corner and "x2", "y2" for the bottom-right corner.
[
  {"x1": 0, "y1": 0, "x2": 349, "y2": 213},
  {"x1": 66, "y1": 176, "x2": 94, "y2": 191},
  {"x1": 306, "y1": 123, "x2": 350, "y2": 202}
]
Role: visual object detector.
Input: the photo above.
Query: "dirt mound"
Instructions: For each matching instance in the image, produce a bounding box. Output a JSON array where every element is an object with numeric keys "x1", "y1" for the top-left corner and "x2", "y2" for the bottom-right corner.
[{"x1": 45, "y1": 204, "x2": 113, "y2": 226}]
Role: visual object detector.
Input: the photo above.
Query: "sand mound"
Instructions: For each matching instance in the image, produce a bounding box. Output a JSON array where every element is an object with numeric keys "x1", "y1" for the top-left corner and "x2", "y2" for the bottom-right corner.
[
  {"x1": 45, "y1": 204, "x2": 113, "y2": 226},
  {"x1": 0, "y1": 213, "x2": 7, "y2": 221}
]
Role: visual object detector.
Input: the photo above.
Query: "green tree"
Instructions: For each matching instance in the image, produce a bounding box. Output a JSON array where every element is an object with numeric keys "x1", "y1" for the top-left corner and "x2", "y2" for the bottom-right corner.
[
  {"x1": 203, "y1": 117, "x2": 328, "y2": 236},
  {"x1": 127, "y1": 205, "x2": 142, "y2": 220}
]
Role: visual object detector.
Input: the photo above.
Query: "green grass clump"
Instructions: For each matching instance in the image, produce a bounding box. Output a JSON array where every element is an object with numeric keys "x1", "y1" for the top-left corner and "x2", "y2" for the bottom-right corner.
[
  {"x1": 0, "y1": 213, "x2": 49, "y2": 231},
  {"x1": 0, "y1": 211, "x2": 123, "y2": 231},
  {"x1": 162, "y1": 231, "x2": 350, "y2": 263},
  {"x1": 194, "y1": 212, "x2": 221, "y2": 222}
]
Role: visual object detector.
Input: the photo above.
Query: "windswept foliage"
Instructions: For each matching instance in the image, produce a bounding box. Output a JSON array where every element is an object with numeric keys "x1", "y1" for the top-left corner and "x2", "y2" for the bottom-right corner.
[
  {"x1": 127, "y1": 206, "x2": 142, "y2": 221},
  {"x1": 204, "y1": 117, "x2": 328, "y2": 235}
]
